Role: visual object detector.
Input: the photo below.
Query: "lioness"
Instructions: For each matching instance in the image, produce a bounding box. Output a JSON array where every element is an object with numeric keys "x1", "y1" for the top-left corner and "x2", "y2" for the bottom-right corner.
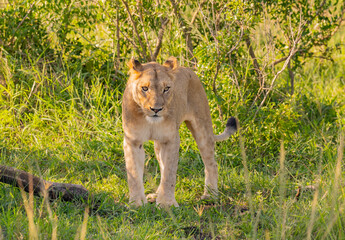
[{"x1": 122, "y1": 57, "x2": 237, "y2": 207}]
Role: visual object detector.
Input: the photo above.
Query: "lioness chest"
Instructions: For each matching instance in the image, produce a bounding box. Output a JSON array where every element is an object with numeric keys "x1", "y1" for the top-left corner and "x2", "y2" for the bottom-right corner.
[{"x1": 124, "y1": 117, "x2": 180, "y2": 143}]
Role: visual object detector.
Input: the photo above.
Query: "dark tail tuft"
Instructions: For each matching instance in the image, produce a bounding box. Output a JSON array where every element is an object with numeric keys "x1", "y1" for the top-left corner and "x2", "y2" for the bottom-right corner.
[
  {"x1": 214, "y1": 116, "x2": 238, "y2": 142},
  {"x1": 226, "y1": 117, "x2": 237, "y2": 131}
]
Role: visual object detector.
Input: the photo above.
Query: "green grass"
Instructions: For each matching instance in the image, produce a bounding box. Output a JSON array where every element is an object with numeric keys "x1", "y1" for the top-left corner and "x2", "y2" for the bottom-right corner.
[
  {"x1": 1, "y1": 63, "x2": 344, "y2": 239},
  {"x1": 1, "y1": 8, "x2": 345, "y2": 240}
]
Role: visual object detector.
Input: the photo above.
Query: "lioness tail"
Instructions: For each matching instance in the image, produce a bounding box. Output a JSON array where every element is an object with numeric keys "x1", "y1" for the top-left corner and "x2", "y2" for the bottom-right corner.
[{"x1": 214, "y1": 117, "x2": 238, "y2": 142}]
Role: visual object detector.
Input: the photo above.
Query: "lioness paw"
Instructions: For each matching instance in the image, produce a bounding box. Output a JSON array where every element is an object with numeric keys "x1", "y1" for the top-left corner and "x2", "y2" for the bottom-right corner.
[
  {"x1": 146, "y1": 193, "x2": 158, "y2": 203},
  {"x1": 156, "y1": 197, "x2": 179, "y2": 208},
  {"x1": 129, "y1": 197, "x2": 148, "y2": 207},
  {"x1": 200, "y1": 193, "x2": 219, "y2": 204}
]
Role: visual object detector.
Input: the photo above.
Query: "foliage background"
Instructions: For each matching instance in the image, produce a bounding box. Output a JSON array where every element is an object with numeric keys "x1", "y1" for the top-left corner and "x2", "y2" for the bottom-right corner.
[{"x1": 0, "y1": 0, "x2": 345, "y2": 239}]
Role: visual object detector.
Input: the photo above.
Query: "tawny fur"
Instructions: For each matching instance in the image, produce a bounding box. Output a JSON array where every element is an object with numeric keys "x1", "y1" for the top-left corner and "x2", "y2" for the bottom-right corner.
[{"x1": 122, "y1": 57, "x2": 237, "y2": 207}]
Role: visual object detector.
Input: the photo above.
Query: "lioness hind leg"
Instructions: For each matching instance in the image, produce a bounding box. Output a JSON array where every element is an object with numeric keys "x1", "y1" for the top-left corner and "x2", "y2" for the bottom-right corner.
[
  {"x1": 123, "y1": 138, "x2": 147, "y2": 206},
  {"x1": 185, "y1": 120, "x2": 218, "y2": 199}
]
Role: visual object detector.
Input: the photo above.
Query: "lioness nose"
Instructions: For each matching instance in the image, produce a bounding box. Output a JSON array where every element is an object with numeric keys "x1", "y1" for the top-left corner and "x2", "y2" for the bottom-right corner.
[{"x1": 150, "y1": 107, "x2": 163, "y2": 113}]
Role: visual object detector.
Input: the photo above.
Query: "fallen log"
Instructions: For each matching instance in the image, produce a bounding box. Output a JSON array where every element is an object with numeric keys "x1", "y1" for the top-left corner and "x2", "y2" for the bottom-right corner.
[{"x1": 0, "y1": 165, "x2": 89, "y2": 202}]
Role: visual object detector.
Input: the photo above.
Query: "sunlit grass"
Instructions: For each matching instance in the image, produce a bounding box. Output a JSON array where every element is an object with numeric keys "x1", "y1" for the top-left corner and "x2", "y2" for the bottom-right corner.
[
  {"x1": 0, "y1": 13, "x2": 345, "y2": 240},
  {"x1": 1, "y1": 62, "x2": 344, "y2": 238}
]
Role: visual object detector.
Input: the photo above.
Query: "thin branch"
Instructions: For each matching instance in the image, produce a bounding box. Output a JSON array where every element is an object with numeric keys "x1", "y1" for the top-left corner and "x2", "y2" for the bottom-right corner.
[
  {"x1": 227, "y1": 26, "x2": 244, "y2": 55},
  {"x1": 10, "y1": 1, "x2": 37, "y2": 45},
  {"x1": 273, "y1": 4, "x2": 343, "y2": 69},
  {"x1": 119, "y1": 28, "x2": 139, "y2": 49},
  {"x1": 244, "y1": 35, "x2": 263, "y2": 85},
  {"x1": 98, "y1": 1, "x2": 141, "y2": 61},
  {"x1": 115, "y1": 0, "x2": 121, "y2": 75},
  {"x1": 121, "y1": 0, "x2": 148, "y2": 61},
  {"x1": 137, "y1": 0, "x2": 153, "y2": 60},
  {"x1": 252, "y1": 1, "x2": 326, "y2": 108},
  {"x1": 190, "y1": 0, "x2": 206, "y2": 25},
  {"x1": 270, "y1": 0, "x2": 334, "y2": 68},
  {"x1": 250, "y1": 3, "x2": 305, "y2": 114},
  {"x1": 199, "y1": 3, "x2": 224, "y2": 119},
  {"x1": 169, "y1": 0, "x2": 196, "y2": 66},
  {"x1": 212, "y1": 59, "x2": 224, "y2": 120},
  {"x1": 152, "y1": 18, "x2": 169, "y2": 61},
  {"x1": 271, "y1": 56, "x2": 289, "y2": 67},
  {"x1": 313, "y1": 6, "x2": 345, "y2": 43},
  {"x1": 151, "y1": 0, "x2": 170, "y2": 61},
  {"x1": 96, "y1": 1, "x2": 123, "y2": 75},
  {"x1": 245, "y1": 33, "x2": 267, "y2": 108},
  {"x1": 310, "y1": 55, "x2": 334, "y2": 62},
  {"x1": 293, "y1": 0, "x2": 327, "y2": 45},
  {"x1": 228, "y1": 56, "x2": 241, "y2": 92},
  {"x1": 253, "y1": 37, "x2": 299, "y2": 118},
  {"x1": 287, "y1": 60, "x2": 294, "y2": 95},
  {"x1": 199, "y1": 5, "x2": 220, "y2": 58},
  {"x1": 227, "y1": 25, "x2": 244, "y2": 100}
]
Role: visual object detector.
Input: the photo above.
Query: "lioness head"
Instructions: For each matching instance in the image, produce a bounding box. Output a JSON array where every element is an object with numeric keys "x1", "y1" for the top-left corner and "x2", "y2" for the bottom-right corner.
[{"x1": 127, "y1": 57, "x2": 179, "y2": 123}]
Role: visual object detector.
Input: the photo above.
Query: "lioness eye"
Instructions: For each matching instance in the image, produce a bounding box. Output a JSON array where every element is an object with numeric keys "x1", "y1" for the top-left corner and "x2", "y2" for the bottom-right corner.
[
  {"x1": 163, "y1": 86, "x2": 170, "y2": 93},
  {"x1": 142, "y1": 86, "x2": 148, "y2": 92}
]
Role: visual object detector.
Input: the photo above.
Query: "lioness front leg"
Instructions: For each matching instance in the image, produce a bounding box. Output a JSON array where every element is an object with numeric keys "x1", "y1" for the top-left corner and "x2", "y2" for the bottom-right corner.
[
  {"x1": 146, "y1": 142, "x2": 163, "y2": 203},
  {"x1": 155, "y1": 135, "x2": 180, "y2": 207},
  {"x1": 123, "y1": 137, "x2": 147, "y2": 206}
]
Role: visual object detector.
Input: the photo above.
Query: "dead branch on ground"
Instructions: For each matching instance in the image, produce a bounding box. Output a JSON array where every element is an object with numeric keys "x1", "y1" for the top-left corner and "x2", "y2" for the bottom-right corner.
[{"x1": 0, "y1": 165, "x2": 89, "y2": 202}]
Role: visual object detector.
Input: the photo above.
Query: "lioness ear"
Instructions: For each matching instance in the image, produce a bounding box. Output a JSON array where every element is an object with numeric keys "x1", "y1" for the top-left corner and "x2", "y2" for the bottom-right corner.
[
  {"x1": 128, "y1": 58, "x2": 143, "y2": 72},
  {"x1": 163, "y1": 56, "x2": 179, "y2": 70}
]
